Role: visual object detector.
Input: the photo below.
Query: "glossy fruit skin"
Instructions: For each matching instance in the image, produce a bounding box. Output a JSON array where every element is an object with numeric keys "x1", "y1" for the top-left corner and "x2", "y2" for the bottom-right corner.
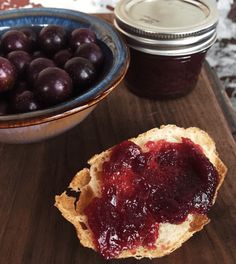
[
  {"x1": 19, "y1": 27, "x2": 38, "y2": 51},
  {"x1": 75, "y1": 43, "x2": 104, "y2": 69},
  {"x1": 53, "y1": 49, "x2": 72, "y2": 67},
  {"x1": 39, "y1": 25, "x2": 68, "y2": 55},
  {"x1": 11, "y1": 90, "x2": 40, "y2": 113},
  {"x1": 27, "y1": 57, "x2": 55, "y2": 84},
  {"x1": 0, "y1": 57, "x2": 16, "y2": 93},
  {"x1": 7, "y1": 50, "x2": 32, "y2": 76},
  {"x1": 64, "y1": 57, "x2": 96, "y2": 89},
  {"x1": 1, "y1": 30, "x2": 30, "y2": 53},
  {"x1": 35, "y1": 67, "x2": 73, "y2": 106},
  {"x1": 70, "y1": 28, "x2": 96, "y2": 51},
  {"x1": 0, "y1": 25, "x2": 105, "y2": 115}
]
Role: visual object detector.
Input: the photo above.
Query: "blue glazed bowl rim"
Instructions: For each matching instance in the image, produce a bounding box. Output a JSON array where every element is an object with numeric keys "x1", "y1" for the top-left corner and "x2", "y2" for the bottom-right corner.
[{"x1": 0, "y1": 8, "x2": 129, "y2": 123}]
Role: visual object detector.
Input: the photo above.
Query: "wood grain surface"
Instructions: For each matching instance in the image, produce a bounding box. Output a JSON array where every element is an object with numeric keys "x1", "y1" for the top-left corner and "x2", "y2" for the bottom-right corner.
[
  {"x1": 0, "y1": 14, "x2": 236, "y2": 264},
  {"x1": 204, "y1": 62, "x2": 236, "y2": 140}
]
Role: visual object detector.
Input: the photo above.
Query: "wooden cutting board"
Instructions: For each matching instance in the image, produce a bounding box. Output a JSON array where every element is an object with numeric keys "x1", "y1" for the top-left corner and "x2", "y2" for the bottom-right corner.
[{"x1": 0, "y1": 15, "x2": 236, "y2": 264}]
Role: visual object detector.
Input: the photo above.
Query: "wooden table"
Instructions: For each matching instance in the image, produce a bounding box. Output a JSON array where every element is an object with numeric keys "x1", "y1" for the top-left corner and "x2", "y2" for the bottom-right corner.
[{"x1": 0, "y1": 14, "x2": 236, "y2": 264}]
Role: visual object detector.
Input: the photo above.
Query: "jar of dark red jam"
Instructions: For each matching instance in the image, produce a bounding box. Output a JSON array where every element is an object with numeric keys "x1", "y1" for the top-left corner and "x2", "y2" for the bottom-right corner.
[{"x1": 114, "y1": 0, "x2": 218, "y2": 99}]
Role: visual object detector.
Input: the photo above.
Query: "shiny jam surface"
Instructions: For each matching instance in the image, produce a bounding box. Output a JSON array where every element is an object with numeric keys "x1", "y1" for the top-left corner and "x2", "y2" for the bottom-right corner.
[
  {"x1": 125, "y1": 48, "x2": 206, "y2": 99},
  {"x1": 84, "y1": 138, "x2": 219, "y2": 259}
]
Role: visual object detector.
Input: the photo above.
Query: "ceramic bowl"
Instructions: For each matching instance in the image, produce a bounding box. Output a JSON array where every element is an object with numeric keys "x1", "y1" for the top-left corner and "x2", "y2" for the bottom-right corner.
[{"x1": 0, "y1": 8, "x2": 129, "y2": 144}]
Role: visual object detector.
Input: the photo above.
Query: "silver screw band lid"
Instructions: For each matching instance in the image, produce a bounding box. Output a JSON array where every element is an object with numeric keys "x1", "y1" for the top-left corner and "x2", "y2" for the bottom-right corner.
[{"x1": 114, "y1": 0, "x2": 219, "y2": 56}]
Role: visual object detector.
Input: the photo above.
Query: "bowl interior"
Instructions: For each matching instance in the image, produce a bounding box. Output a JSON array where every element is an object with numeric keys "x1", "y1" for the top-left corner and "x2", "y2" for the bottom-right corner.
[{"x1": 0, "y1": 8, "x2": 129, "y2": 123}]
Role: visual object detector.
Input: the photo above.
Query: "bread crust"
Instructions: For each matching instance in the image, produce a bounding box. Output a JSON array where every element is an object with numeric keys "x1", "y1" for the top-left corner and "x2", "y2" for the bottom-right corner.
[{"x1": 55, "y1": 125, "x2": 227, "y2": 259}]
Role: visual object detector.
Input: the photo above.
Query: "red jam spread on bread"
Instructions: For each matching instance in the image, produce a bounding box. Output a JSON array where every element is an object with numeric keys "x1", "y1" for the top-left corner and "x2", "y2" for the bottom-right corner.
[{"x1": 84, "y1": 138, "x2": 219, "y2": 259}]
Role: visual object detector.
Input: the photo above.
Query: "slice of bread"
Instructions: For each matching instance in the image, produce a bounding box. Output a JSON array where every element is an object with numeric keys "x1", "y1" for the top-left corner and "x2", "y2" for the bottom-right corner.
[{"x1": 55, "y1": 125, "x2": 227, "y2": 259}]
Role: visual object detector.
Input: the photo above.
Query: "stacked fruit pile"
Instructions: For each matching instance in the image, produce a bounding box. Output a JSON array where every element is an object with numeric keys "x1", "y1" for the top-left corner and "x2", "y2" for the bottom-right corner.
[{"x1": 0, "y1": 25, "x2": 104, "y2": 115}]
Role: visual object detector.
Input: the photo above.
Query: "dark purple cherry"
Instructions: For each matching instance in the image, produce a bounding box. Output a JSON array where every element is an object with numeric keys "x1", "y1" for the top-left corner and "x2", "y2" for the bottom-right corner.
[
  {"x1": 19, "y1": 27, "x2": 38, "y2": 51},
  {"x1": 11, "y1": 90, "x2": 40, "y2": 113},
  {"x1": 0, "y1": 57, "x2": 16, "y2": 93},
  {"x1": 39, "y1": 25, "x2": 68, "y2": 55},
  {"x1": 27, "y1": 57, "x2": 55, "y2": 84},
  {"x1": 35, "y1": 67, "x2": 73, "y2": 106},
  {"x1": 75, "y1": 43, "x2": 104, "y2": 69},
  {"x1": 70, "y1": 28, "x2": 96, "y2": 51},
  {"x1": 1, "y1": 30, "x2": 30, "y2": 53},
  {"x1": 7, "y1": 50, "x2": 32, "y2": 76},
  {"x1": 0, "y1": 100, "x2": 9, "y2": 115},
  {"x1": 53, "y1": 49, "x2": 72, "y2": 67},
  {"x1": 64, "y1": 57, "x2": 96, "y2": 89}
]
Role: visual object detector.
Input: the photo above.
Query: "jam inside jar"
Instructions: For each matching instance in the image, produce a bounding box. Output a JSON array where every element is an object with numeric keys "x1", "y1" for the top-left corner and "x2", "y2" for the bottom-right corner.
[
  {"x1": 125, "y1": 48, "x2": 207, "y2": 99},
  {"x1": 114, "y1": 0, "x2": 218, "y2": 99}
]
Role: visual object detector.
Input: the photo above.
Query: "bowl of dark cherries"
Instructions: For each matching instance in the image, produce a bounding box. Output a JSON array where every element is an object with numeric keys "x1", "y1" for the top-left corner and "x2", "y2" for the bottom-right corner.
[{"x1": 0, "y1": 8, "x2": 129, "y2": 144}]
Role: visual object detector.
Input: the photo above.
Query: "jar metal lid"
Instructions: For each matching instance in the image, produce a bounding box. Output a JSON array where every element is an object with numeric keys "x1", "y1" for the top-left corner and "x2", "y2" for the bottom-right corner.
[{"x1": 114, "y1": 0, "x2": 219, "y2": 56}]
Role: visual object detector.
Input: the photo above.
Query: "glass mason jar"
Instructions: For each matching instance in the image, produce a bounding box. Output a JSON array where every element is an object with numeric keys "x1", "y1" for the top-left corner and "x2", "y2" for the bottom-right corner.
[{"x1": 114, "y1": 0, "x2": 218, "y2": 99}]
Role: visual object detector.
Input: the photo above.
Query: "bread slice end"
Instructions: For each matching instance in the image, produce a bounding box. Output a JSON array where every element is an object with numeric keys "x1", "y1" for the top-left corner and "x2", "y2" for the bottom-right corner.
[{"x1": 55, "y1": 125, "x2": 227, "y2": 259}]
